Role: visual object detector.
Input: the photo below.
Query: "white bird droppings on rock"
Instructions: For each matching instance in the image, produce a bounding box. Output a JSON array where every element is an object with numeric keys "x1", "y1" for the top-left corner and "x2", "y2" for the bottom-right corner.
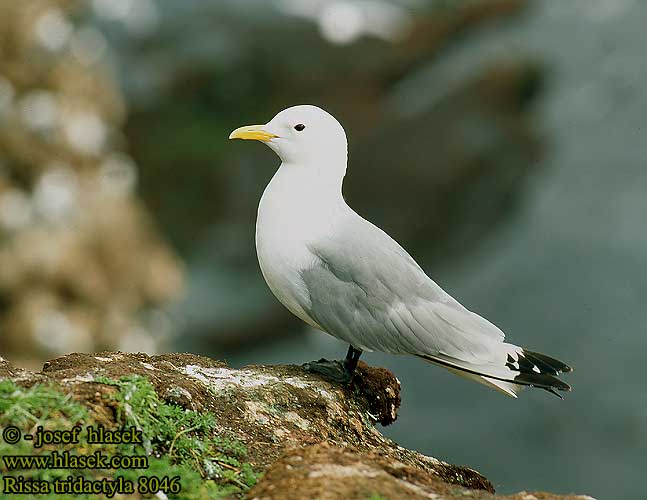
[
  {"x1": 284, "y1": 411, "x2": 311, "y2": 430},
  {"x1": 308, "y1": 463, "x2": 380, "y2": 479},
  {"x1": 244, "y1": 400, "x2": 271, "y2": 426},
  {"x1": 94, "y1": 356, "x2": 113, "y2": 362}
]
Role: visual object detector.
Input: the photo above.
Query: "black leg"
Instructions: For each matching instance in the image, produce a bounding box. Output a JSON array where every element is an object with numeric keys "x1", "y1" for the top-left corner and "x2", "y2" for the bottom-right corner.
[
  {"x1": 343, "y1": 345, "x2": 363, "y2": 379},
  {"x1": 303, "y1": 344, "x2": 363, "y2": 385}
]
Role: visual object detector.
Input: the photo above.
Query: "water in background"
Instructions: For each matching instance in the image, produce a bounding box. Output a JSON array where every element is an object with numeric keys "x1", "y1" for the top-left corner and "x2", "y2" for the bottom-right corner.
[{"x1": 226, "y1": 2, "x2": 647, "y2": 499}]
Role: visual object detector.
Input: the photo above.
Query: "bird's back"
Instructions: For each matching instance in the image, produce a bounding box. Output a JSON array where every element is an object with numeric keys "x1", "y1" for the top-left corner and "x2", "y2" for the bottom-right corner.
[{"x1": 299, "y1": 210, "x2": 506, "y2": 355}]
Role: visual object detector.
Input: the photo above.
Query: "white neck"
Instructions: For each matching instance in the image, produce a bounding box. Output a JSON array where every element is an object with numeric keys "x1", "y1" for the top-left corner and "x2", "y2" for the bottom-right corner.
[{"x1": 257, "y1": 158, "x2": 350, "y2": 250}]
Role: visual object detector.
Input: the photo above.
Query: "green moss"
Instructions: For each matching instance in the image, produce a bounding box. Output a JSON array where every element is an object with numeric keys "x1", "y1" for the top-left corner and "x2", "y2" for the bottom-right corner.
[
  {"x1": 0, "y1": 377, "x2": 260, "y2": 499},
  {"x1": 0, "y1": 380, "x2": 92, "y2": 487},
  {"x1": 96, "y1": 375, "x2": 260, "y2": 496},
  {"x1": 367, "y1": 494, "x2": 389, "y2": 500},
  {"x1": 0, "y1": 379, "x2": 89, "y2": 430}
]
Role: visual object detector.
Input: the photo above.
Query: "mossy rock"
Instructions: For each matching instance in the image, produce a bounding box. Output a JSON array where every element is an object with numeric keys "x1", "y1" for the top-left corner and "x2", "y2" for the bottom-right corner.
[{"x1": 0, "y1": 353, "x2": 590, "y2": 500}]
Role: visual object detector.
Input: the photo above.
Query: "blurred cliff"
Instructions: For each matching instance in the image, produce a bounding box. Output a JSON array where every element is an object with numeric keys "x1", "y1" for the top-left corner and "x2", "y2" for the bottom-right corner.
[
  {"x1": 0, "y1": 0, "x2": 184, "y2": 368},
  {"x1": 0, "y1": 0, "x2": 542, "y2": 363}
]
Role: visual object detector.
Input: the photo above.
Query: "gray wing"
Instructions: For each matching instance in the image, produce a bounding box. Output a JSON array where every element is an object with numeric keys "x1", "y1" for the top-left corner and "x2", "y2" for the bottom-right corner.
[{"x1": 299, "y1": 213, "x2": 505, "y2": 364}]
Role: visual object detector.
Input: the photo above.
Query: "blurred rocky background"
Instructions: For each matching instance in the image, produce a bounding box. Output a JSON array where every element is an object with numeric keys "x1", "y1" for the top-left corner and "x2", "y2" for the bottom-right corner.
[
  {"x1": 1, "y1": 1, "x2": 646, "y2": 499},
  {"x1": 0, "y1": 0, "x2": 542, "y2": 362},
  {"x1": 0, "y1": 0, "x2": 183, "y2": 369}
]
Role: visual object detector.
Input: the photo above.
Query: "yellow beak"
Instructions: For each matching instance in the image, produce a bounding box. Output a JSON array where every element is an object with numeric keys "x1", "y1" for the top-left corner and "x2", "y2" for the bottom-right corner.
[{"x1": 228, "y1": 124, "x2": 277, "y2": 142}]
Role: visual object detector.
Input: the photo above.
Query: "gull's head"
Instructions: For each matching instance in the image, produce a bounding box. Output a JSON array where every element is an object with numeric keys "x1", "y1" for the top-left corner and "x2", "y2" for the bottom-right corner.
[{"x1": 229, "y1": 105, "x2": 348, "y2": 166}]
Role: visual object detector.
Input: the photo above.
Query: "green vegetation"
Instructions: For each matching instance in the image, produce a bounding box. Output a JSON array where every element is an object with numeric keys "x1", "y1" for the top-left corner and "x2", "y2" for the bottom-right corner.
[
  {"x1": 0, "y1": 377, "x2": 259, "y2": 499},
  {"x1": 0, "y1": 380, "x2": 92, "y2": 486},
  {"x1": 0, "y1": 380, "x2": 89, "y2": 431},
  {"x1": 367, "y1": 494, "x2": 389, "y2": 500}
]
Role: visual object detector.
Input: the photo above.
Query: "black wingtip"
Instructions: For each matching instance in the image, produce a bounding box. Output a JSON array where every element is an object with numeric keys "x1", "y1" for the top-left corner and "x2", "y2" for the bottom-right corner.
[
  {"x1": 416, "y1": 352, "x2": 572, "y2": 397},
  {"x1": 522, "y1": 349, "x2": 573, "y2": 375},
  {"x1": 514, "y1": 372, "x2": 572, "y2": 394}
]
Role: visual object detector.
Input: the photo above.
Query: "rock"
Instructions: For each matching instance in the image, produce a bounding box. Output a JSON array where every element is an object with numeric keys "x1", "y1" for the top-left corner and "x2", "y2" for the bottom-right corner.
[
  {"x1": 247, "y1": 443, "x2": 592, "y2": 500},
  {"x1": 0, "y1": 352, "x2": 592, "y2": 499},
  {"x1": 0, "y1": 355, "x2": 44, "y2": 383}
]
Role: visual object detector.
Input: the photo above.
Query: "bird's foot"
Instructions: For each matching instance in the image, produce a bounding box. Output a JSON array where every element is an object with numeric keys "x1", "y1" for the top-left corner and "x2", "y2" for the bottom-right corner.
[{"x1": 302, "y1": 358, "x2": 354, "y2": 385}]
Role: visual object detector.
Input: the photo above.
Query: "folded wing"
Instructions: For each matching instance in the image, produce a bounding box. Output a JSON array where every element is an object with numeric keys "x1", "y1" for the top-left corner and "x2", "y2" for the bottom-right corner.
[{"x1": 299, "y1": 213, "x2": 571, "y2": 397}]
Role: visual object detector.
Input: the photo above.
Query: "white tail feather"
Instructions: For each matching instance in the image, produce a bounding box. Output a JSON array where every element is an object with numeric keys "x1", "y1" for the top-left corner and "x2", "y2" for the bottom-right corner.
[{"x1": 444, "y1": 366, "x2": 525, "y2": 398}]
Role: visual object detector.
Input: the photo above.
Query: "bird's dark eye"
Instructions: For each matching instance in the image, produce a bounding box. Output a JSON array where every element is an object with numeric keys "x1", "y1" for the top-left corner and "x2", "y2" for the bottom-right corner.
[{"x1": 294, "y1": 124, "x2": 305, "y2": 131}]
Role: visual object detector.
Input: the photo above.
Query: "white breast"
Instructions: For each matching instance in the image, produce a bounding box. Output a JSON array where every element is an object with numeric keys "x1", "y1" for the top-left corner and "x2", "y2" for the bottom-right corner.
[{"x1": 255, "y1": 164, "x2": 345, "y2": 329}]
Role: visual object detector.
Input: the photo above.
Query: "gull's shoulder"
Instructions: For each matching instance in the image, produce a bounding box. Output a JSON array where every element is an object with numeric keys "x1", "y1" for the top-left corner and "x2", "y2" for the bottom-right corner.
[
  {"x1": 330, "y1": 208, "x2": 422, "y2": 266},
  {"x1": 308, "y1": 207, "x2": 451, "y2": 302}
]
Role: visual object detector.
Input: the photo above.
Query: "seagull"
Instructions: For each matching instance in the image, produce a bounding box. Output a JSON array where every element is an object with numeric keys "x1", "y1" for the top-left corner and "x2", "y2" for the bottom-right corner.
[{"x1": 229, "y1": 105, "x2": 572, "y2": 398}]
